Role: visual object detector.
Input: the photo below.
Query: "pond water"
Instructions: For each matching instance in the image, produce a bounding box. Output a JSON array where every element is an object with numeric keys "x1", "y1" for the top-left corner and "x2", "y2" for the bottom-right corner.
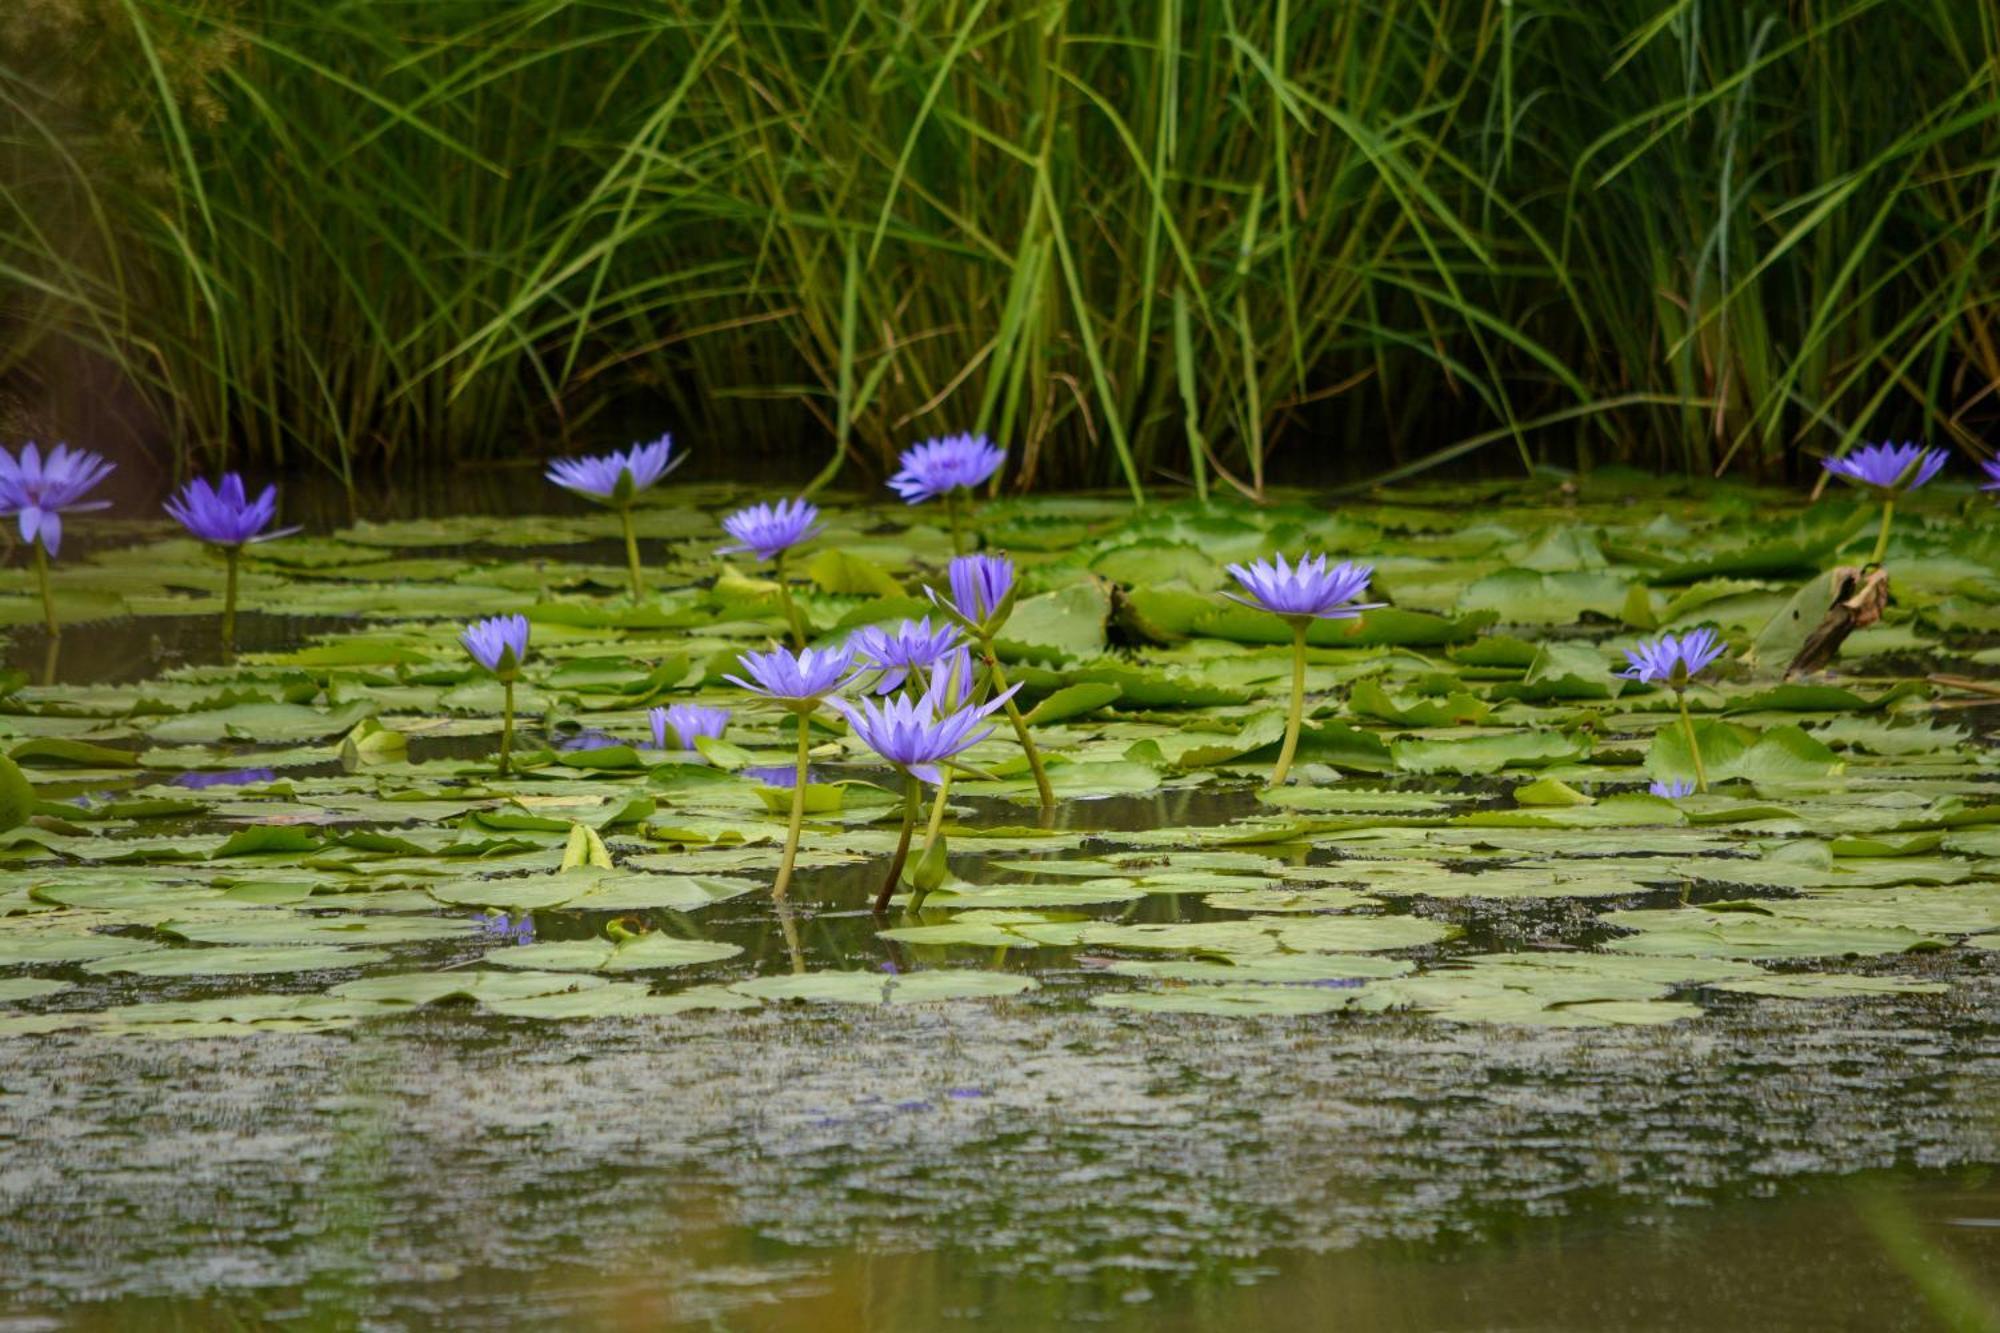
[{"x1": 1, "y1": 474, "x2": 1997, "y2": 1328}]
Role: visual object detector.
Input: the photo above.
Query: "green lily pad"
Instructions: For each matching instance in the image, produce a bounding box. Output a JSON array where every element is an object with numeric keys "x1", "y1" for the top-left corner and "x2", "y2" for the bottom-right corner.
[
  {"x1": 484, "y1": 934, "x2": 741, "y2": 972},
  {"x1": 1091, "y1": 984, "x2": 1362, "y2": 1016},
  {"x1": 84, "y1": 945, "x2": 388, "y2": 976},
  {"x1": 729, "y1": 969, "x2": 1039, "y2": 1005},
  {"x1": 426, "y1": 869, "x2": 759, "y2": 912}
]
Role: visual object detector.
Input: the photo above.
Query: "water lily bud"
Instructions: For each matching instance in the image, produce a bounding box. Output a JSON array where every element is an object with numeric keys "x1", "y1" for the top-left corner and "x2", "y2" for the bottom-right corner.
[{"x1": 910, "y1": 833, "x2": 950, "y2": 895}]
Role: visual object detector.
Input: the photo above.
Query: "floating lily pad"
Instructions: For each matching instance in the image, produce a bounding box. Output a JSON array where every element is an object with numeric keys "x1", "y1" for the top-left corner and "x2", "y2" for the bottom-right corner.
[
  {"x1": 1091, "y1": 985, "x2": 1362, "y2": 1016},
  {"x1": 1708, "y1": 973, "x2": 1949, "y2": 999},
  {"x1": 84, "y1": 945, "x2": 388, "y2": 976},
  {"x1": 0, "y1": 977, "x2": 72, "y2": 1002},
  {"x1": 484, "y1": 935, "x2": 741, "y2": 972},
  {"x1": 426, "y1": 869, "x2": 759, "y2": 912},
  {"x1": 483, "y1": 982, "x2": 761, "y2": 1018},
  {"x1": 730, "y1": 969, "x2": 1039, "y2": 1005},
  {"x1": 329, "y1": 969, "x2": 608, "y2": 1005},
  {"x1": 155, "y1": 914, "x2": 480, "y2": 946}
]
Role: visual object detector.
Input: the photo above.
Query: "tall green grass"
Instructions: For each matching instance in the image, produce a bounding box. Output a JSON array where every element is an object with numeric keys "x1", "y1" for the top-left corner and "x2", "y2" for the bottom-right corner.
[{"x1": 2, "y1": 0, "x2": 1997, "y2": 499}]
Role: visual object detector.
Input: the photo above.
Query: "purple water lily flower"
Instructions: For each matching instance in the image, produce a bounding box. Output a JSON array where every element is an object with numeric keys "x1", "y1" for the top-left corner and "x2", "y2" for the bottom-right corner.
[
  {"x1": 478, "y1": 911, "x2": 535, "y2": 945},
  {"x1": 888, "y1": 433, "x2": 1005, "y2": 504},
  {"x1": 726, "y1": 642, "x2": 858, "y2": 705},
  {"x1": 650, "y1": 703, "x2": 730, "y2": 749},
  {"x1": 850, "y1": 617, "x2": 965, "y2": 693},
  {"x1": 929, "y1": 553, "x2": 1015, "y2": 629},
  {"x1": 1649, "y1": 779, "x2": 1696, "y2": 799},
  {"x1": 1979, "y1": 458, "x2": 2000, "y2": 493},
  {"x1": 833, "y1": 665, "x2": 1020, "y2": 785},
  {"x1": 461, "y1": 613, "x2": 530, "y2": 677},
  {"x1": 1225, "y1": 553, "x2": 1383, "y2": 620},
  {"x1": 170, "y1": 767, "x2": 277, "y2": 790},
  {"x1": 1618, "y1": 627, "x2": 1725, "y2": 687},
  {"x1": 1822, "y1": 442, "x2": 1946, "y2": 493},
  {"x1": 744, "y1": 763, "x2": 821, "y2": 788},
  {"x1": 719, "y1": 497, "x2": 822, "y2": 564},
  {"x1": 1823, "y1": 442, "x2": 1947, "y2": 493},
  {"x1": 0, "y1": 442, "x2": 114, "y2": 556},
  {"x1": 545, "y1": 434, "x2": 680, "y2": 506},
  {"x1": 164, "y1": 474, "x2": 299, "y2": 547}
]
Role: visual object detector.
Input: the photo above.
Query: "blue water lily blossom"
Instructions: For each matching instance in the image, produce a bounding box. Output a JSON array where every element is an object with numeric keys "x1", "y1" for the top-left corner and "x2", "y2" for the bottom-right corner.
[
  {"x1": 545, "y1": 434, "x2": 680, "y2": 504},
  {"x1": 1225, "y1": 553, "x2": 1382, "y2": 621},
  {"x1": 719, "y1": 497, "x2": 819, "y2": 646},
  {"x1": 165, "y1": 473, "x2": 300, "y2": 659},
  {"x1": 727, "y1": 641, "x2": 859, "y2": 901},
  {"x1": 1821, "y1": 441, "x2": 1947, "y2": 493},
  {"x1": 477, "y1": 912, "x2": 535, "y2": 945},
  {"x1": 1618, "y1": 627, "x2": 1725, "y2": 686},
  {"x1": 838, "y1": 663, "x2": 1021, "y2": 911},
  {"x1": 850, "y1": 617, "x2": 964, "y2": 693},
  {"x1": 650, "y1": 703, "x2": 730, "y2": 750},
  {"x1": 461, "y1": 614, "x2": 530, "y2": 677},
  {"x1": 1, "y1": 441, "x2": 115, "y2": 635},
  {"x1": 834, "y1": 666, "x2": 1020, "y2": 786},
  {"x1": 1623, "y1": 628, "x2": 1723, "y2": 794},
  {"x1": 744, "y1": 763, "x2": 817, "y2": 788},
  {"x1": 1981, "y1": 457, "x2": 2000, "y2": 493},
  {"x1": 889, "y1": 433, "x2": 1005, "y2": 554},
  {"x1": 719, "y1": 497, "x2": 823, "y2": 563},
  {"x1": 171, "y1": 767, "x2": 278, "y2": 790},
  {"x1": 1825, "y1": 443, "x2": 1946, "y2": 566},
  {"x1": 462, "y1": 614, "x2": 530, "y2": 777},
  {"x1": 545, "y1": 434, "x2": 680, "y2": 601},
  {"x1": 1223, "y1": 553, "x2": 1381, "y2": 787},
  {"x1": 931, "y1": 553, "x2": 1015, "y2": 630},
  {"x1": 164, "y1": 474, "x2": 298, "y2": 547},
  {"x1": 1649, "y1": 779, "x2": 1696, "y2": 799},
  {"x1": 888, "y1": 433, "x2": 1005, "y2": 504},
  {"x1": 922, "y1": 552, "x2": 1049, "y2": 807},
  {"x1": 726, "y1": 643, "x2": 858, "y2": 706},
  {"x1": 0, "y1": 442, "x2": 114, "y2": 558}
]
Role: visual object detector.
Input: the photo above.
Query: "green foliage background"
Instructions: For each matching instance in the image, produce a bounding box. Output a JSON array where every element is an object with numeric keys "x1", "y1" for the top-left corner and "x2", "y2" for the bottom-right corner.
[{"x1": 2, "y1": 0, "x2": 1997, "y2": 497}]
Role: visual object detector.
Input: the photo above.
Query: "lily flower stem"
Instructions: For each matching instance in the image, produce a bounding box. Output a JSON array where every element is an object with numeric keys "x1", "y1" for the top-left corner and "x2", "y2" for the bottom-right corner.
[
  {"x1": 944, "y1": 488, "x2": 968, "y2": 556},
  {"x1": 499, "y1": 677, "x2": 516, "y2": 778},
  {"x1": 32, "y1": 542, "x2": 58, "y2": 638},
  {"x1": 1869, "y1": 499, "x2": 1895, "y2": 566},
  {"x1": 1270, "y1": 619, "x2": 1310, "y2": 787},
  {"x1": 772, "y1": 551, "x2": 807, "y2": 649},
  {"x1": 875, "y1": 775, "x2": 921, "y2": 914},
  {"x1": 775, "y1": 898, "x2": 806, "y2": 974},
  {"x1": 981, "y1": 639, "x2": 1053, "y2": 808},
  {"x1": 772, "y1": 709, "x2": 813, "y2": 900},
  {"x1": 221, "y1": 545, "x2": 240, "y2": 663},
  {"x1": 1677, "y1": 689, "x2": 1708, "y2": 794},
  {"x1": 619, "y1": 507, "x2": 645, "y2": 602},
  {"x1": 922, "y1": 771, "x2": 953, "y2": 852}
]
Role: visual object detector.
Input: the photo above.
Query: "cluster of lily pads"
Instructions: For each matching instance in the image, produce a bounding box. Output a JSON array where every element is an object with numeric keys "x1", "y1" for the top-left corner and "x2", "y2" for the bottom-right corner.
[{"x1": 0, "y1": 433, "x2": 1996, "y2": 1034}]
